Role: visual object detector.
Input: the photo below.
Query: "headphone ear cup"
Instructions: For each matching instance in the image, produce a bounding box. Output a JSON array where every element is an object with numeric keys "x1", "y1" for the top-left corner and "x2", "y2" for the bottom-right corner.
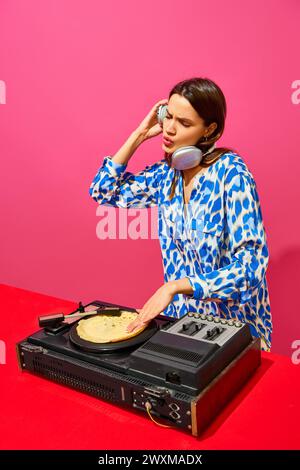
[
  {"x1": 156, "y1": 104, "x2": 168, "y2": 125},
  {"x1": 171, "y1": 146, "x2": 203, "y2": 170}
]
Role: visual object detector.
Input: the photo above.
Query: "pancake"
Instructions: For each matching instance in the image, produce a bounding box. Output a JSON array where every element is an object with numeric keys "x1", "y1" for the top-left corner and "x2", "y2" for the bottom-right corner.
[{"x1": 76, "y1": 310, "x2": 146, "y2": 343}]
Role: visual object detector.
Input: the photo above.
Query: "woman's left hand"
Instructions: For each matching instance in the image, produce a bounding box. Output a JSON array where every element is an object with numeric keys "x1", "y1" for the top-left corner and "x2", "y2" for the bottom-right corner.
[{"x1": 126, "y1": 283, "x2": 177, "y2": 333}]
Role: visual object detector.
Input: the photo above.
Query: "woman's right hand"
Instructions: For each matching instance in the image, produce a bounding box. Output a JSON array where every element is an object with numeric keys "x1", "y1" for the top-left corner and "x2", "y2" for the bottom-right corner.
[{"x1": 135, "y1": 98, "x2": 168, "y2": 141}]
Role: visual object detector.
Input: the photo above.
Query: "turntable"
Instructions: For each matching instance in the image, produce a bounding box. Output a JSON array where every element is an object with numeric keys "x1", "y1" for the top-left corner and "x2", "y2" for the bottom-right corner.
[{"x1": 16, "y1": 300, "x2": 261, "y2": 436}]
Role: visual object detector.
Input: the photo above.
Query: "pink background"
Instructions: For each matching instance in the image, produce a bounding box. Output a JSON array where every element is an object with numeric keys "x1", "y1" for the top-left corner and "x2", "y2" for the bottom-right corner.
[{"x1": 0, "y1": 0, "x2": 299, "y2": 356}]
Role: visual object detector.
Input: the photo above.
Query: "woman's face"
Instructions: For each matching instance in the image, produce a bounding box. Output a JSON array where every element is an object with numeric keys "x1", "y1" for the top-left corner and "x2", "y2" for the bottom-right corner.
[{"x1": 162, "y1": 93, "x2": 217, "y2": 154}]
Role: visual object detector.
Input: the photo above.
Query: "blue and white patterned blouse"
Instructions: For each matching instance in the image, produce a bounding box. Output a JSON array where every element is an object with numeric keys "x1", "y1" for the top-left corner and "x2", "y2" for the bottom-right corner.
[{"x1": 89, "y1": 151, "x2": 272, "y2": 351}]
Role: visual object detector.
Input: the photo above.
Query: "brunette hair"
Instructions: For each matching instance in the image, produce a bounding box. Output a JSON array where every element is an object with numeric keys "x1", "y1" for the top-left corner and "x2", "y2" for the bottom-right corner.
[{"x1": 164, "y1": 77, "x2": 236, "y2": 199}]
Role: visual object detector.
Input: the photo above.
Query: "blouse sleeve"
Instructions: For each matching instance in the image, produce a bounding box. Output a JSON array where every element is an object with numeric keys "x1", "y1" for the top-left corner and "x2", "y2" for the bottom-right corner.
[
  {"x1": 89, "y1": 155, "x2": 165, "y2": 208},
  {"x1": 185, "y1": 170, "x2": 269, "y2": 304}
]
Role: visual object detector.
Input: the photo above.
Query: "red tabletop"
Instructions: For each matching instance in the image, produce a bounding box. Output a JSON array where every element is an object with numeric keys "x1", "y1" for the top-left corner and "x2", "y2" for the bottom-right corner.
[{"x1": 0, "y1": 283, "x2": 299, "y2": 450}]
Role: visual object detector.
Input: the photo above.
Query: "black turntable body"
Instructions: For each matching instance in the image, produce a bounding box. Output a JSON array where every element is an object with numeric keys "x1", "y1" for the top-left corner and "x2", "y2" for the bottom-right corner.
[{"x1": 16, "y1": 300, "x2": 261, "y2": 436}]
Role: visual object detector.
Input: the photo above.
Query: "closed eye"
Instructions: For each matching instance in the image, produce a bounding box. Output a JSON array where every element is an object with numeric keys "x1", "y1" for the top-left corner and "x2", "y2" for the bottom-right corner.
[{"x1": 166, "y1": 113, "x2": 191, "y2": 127}]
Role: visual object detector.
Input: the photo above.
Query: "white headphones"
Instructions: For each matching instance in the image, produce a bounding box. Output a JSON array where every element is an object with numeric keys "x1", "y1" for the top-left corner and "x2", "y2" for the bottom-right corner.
[{"x1": 157, "y1": 104, "x2": 216, "y2": 171}]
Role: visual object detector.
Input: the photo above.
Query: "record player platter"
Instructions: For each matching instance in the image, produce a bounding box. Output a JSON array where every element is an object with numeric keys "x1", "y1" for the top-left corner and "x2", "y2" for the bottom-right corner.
[{"x1": 69, "y1": 315, "x2": 158, "y2": 353}]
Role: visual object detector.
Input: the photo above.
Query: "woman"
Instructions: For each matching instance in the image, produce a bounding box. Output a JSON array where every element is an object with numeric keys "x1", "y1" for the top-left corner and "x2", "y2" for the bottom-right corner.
[{"x1": 89, "y1": 77, "x2": 272, "y2": 351}]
